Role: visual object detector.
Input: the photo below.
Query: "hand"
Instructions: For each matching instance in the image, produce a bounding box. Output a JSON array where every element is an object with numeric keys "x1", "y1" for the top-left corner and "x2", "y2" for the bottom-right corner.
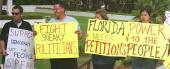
[
  {"x1": 75, "y1": 30, "x2": 81, "y2": 34},
  {"x1": 2, "y1": 50, "x2": 8, "y2": 56},
  {"x1": 33, "y1": 55, "x2": 36, "y2": 62},
  {"x1": 75, "y1": 30, "x2": 82, "y2": 39},
  {"x1": 85, "y1": 33, "x2": 88, "y2": 39},
  {"x1": 33, "y1": 31, "x2": 37, "y2": 37}
]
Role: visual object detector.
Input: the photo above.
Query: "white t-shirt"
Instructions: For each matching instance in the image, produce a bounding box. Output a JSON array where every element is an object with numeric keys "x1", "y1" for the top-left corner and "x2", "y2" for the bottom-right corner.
[{"x1": 48, "y1": 16, "x2": 81, "y2": 30}]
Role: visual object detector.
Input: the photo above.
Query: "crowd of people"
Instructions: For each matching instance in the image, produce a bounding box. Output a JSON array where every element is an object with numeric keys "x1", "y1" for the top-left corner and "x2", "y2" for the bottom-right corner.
[{"x1": 0, "y1": 2, "x2": 169, "y2": 69}]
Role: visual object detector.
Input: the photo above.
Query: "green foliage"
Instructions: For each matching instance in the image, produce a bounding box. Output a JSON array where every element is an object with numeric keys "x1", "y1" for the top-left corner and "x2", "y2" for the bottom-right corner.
[
  {"x1": 23, "y1": 12, "x2": 55, "y2": 17},
  {"x1": 0, "y1": 15, "x2": 43, "y2": 20},
  {"x1": 12, "y1": 0, "x2": 134, "y2": 12},
  {"x1": 0, "y1": 0, "x2": 4, "y2": 15},
  {"x1": 13, "y1": 0, "x2": 59, "y2": 5},
  {"x1": 0, "y1": 12, "x2": 50, "y2": 20},
  {"x1": 134, "y1": 0, "x2": 170, "y2": 24}
]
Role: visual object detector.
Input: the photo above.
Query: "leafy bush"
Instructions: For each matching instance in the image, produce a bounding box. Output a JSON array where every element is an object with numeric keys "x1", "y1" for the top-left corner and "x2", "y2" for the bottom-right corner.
[
  {"x1": 1, "y1": 10, "x2": 7, "y2": 15},
  {"x1": 134, "y1": 0, "x2": 170, "y2": 24},
  {"x1": 0, "y1": 15, "x2": 43, "y2": 20}
]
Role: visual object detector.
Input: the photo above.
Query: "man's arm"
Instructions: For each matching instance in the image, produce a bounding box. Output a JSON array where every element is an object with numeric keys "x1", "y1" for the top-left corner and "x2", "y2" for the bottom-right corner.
[
  {"x1": 75, "y1": 30, "x2": 82, "y2": 40},
  {"x1": 73, "y1": 18, "x2": 82, "y2": 40},
  {"x1": 0, "y1": 23, "x2": 9, "y2": 56},
  {"x1": 0, "y1": 40, "x2": 8, "y2": 55}
]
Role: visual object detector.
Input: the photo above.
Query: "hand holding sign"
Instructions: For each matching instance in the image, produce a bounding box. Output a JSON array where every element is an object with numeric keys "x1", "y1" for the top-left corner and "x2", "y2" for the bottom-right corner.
[
  {"x1": 75, "y1": 30, "x2": 82, "y2": 39},
  {"x1": 85, "y1": 19, "x2": 169, "y2": 59},
  {"x1": 2, "y1": 50, "x2": 9, "y2": 56},
  {"x1": 4, "y1": 28, "x2": 34, "y2": 69}
]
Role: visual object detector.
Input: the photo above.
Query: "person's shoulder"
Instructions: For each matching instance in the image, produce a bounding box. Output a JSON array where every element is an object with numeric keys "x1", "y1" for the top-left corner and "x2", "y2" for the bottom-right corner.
[
  {"x1": 22, "y1": 20, "x2": 32, "y2": 31},
  {"x1": 22, "y1": 20, "x2": 31, "y2": 25},
  {"x1": 50, "y1": 18, "x2": 56, "y2": 20},
  {"x1": 66, "y1": 16, "x2": 77, "y2": 20},
  {"x1": 1, "y1": 21, "x2": 13, "y2": 30},
  {"x1": 22, "y1": 20, "x2": 29, "y2": 23},
  {"x1": 48, "y1": 18, "x2": 57, "y2": 22},
  {"x1": 4, "y1": 20, "x2": 13, "y2": 26}
]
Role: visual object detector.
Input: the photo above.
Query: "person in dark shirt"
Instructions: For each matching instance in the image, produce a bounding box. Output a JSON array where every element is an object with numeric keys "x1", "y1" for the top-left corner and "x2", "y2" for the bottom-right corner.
[
  {"x1": 131, "y1": 8, "x2": 156, "y2": 69},
  {"x1": 92, "y1": 9, "x2": 116, "y2": 69},
  {"x1": 0, "y1": 5, "x2": 32, "y2": 64}
]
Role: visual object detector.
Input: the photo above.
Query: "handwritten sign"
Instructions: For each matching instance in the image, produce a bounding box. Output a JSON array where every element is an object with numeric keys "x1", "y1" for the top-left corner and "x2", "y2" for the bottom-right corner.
[
  {"x1": 4, "y1": 28, "x2": 34, "y2": 69},
  {"x1": 126, "y1": 22, "x2": 169, "y2": 59},
  {"x1": 34, "y1": 22, "x2": 78, "y2": 59},
  {"x1": 85, "y1": 20, "x2": 127, "y2": 57},
  {"x1": 85, "y1": 19, "x2": 169, "y2": 59}
]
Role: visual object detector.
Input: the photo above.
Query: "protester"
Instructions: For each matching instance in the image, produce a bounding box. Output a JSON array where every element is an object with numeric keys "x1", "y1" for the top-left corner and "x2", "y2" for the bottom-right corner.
[
  {"x1": 91, "y1": 9, "x2": 116, "y2": 69},
  {"x1": 0, "y1": 5, "x2": 33, "y2": 64},
  {"x1": 131, "y1": 8, "x2": 157, "y2": 69},
  {"x1": 48, "y1": 3, "x2": 82, "y2": 69}
]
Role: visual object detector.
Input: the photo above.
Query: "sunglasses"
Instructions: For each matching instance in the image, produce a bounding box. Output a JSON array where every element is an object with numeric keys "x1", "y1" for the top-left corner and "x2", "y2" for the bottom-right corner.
[{"x1": 12, "y1": 12, "x2": 20, "y2": 15}]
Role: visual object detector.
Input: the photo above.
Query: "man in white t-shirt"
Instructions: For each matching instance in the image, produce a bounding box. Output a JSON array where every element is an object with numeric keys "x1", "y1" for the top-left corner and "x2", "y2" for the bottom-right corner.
[{"x1": 49, "y1": 3, "x2": 82, "y2": 69}]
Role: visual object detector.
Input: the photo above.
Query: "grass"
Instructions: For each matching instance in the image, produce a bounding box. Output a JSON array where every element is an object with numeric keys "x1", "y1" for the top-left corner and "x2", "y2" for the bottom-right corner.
[{"x1": 35, "y1": 60, "x2": 51, "y2": 69}]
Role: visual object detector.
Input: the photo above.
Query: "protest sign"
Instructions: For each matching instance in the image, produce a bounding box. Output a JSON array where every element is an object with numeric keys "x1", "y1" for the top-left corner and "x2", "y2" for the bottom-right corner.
[
  {"x1": 85, "y1": 19, "x2": 169, "y2": 59},
  {"x1": 4, "y1": 28, "x2": 34, "y2": 69},
  {"x1": 34, "y1": 22, "x2": 79, "y2": 59}
]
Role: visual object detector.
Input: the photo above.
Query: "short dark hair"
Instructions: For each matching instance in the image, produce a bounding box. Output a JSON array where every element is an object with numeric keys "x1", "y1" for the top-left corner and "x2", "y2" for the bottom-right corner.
[
  {"x1": 140, "y1": 8, "x2": 151, "y2": 16},
  {"x1": 12, "y1": 5, "x2": 23, "y2": 13},
  {"x1": 55, "y1": 3, "x2": 65, "y2": 9},
  {"x1": 95, "y1": 9, "x2": 108, "y2": 20}
]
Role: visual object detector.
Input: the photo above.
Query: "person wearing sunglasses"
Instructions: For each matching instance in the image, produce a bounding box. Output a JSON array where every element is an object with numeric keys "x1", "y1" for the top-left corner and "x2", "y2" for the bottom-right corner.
[{"x1": 0, "y1": 5, "x2": 33, "y2": 64}]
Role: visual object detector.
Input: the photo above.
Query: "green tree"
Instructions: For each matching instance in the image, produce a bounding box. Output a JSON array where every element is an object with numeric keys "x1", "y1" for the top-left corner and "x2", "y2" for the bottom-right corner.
[
  {"x1": 105, "y1": 0, "x2": 134, "y2": 12},
  {"x1": 135, "y1": 0, "x2": 170, "y2": 24},
  {"x1": 0, "y1": 0, "x2": 4, "y2": 15}
]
